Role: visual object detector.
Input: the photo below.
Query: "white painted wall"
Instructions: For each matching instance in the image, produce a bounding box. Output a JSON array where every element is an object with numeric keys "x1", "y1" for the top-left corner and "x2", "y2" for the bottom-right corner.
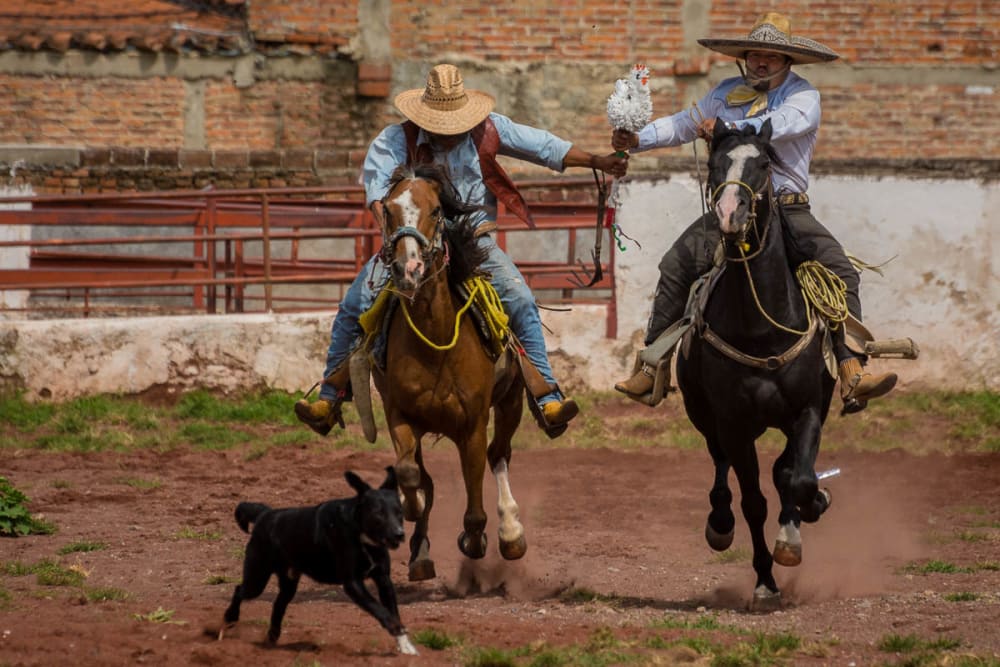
[{"x1": 0, "y1": 175, "x2": 996, "y2": 400}]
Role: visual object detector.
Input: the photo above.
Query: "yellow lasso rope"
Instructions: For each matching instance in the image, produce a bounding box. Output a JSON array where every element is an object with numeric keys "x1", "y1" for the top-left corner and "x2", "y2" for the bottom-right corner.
[
  {"x1": 397, "y1": 276, "x2": 510, "y2": 352},
  {"x1": 738, "y1": 250, "x2": 848, "y2": 335},
  {"x1": 795, "y1": 260, "x2": 849, "y2": 328}
]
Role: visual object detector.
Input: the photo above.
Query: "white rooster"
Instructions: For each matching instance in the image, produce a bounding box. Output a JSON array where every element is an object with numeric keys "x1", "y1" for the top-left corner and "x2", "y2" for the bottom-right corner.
[
  {"x1": 607, "y1": 64, "x2": 652, "y2": 135},
  {"x1": 604, "y1": 64, "x2": 651, "y2": 241}
]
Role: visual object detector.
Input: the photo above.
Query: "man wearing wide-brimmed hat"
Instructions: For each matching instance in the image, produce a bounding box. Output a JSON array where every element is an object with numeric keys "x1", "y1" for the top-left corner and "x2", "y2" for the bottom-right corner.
[
  {"x1": 613, "y1": 12, "x2": 897, "y2": 413},
  {"x1": 296, "y1": 63, "x2": 628, "y2": 438}
]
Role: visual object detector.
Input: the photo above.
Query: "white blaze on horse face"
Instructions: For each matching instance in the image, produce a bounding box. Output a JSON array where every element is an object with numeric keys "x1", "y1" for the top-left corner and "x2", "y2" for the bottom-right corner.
[
  {"x1": 388, "y1": 186, "x2": 425, "y2": 282},
  {"x1": 715, "y1": 144, "x2": 760, "y2": 235}
]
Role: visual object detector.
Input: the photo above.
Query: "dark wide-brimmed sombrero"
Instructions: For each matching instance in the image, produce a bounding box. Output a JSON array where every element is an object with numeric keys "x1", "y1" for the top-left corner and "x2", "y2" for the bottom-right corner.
[{"x1": 697, "y1": 12, "x2": 839, "y2": 65}]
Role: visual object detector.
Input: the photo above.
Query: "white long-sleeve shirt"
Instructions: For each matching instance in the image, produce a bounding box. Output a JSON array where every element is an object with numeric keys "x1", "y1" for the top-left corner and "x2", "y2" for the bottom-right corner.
[{"x1": 635, "y1": 71, "x2": 821, "y2": 194}]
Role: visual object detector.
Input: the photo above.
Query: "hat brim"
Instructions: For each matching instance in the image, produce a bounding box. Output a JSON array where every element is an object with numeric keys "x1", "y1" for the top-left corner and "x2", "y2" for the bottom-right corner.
[
  {"x1": 698, "y1": 38, "x2": 839, "y2": 65},
  {"x1": 394, "y1": 88, "x2": 496, "y2": 136}
]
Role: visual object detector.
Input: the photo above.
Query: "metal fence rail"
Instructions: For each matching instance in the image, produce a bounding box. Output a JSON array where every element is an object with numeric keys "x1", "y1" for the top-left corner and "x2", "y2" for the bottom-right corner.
[{"x1": 0, "y1": 182, "x2": 617, "y2": 335}]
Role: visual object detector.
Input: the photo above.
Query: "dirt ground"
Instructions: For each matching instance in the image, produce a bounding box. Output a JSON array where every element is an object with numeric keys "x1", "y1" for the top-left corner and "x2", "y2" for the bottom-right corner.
[{"x1": 2, "y1": 398, "x2": 999, "y2": 667}]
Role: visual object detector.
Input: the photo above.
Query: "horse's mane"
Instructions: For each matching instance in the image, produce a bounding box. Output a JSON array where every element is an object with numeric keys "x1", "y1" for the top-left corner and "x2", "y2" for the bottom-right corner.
[{"x1": 385, "y1": 163, "x2": 487, "y2": 285}]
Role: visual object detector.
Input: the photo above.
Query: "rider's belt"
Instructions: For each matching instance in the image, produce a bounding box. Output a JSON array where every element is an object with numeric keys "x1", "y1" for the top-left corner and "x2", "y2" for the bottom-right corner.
[{"x1": 777, "y1": 192, "x2": 809, "y2": 206}]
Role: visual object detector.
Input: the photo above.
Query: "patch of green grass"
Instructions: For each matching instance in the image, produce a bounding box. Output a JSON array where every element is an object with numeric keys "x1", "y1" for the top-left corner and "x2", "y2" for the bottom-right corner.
[
  {"x1": 175, "y1": 526, "x2": 222, "y2": 541},
  {"x1": 412, "y1": 628, "x2": 461, "y2": 651},
  {"x1": 116, "y1": 477, "x2": 162, "y2": 491},
  {"x1": 32, "y1": 559, "x2": 85, "y2": 587},
  {"x1": 901, "y1": 559, "x2": 967, "y2": 575},
  {"x1": 174, "y1": 389, "x2": 298, "y2": 425},
  {"x1": 133, "y1": 607, "x2": 185, "y2": 624},
  {"x1": 57, "y1": 541, "x2": 107, "y2": 555},
  {"x1": 203, "y1": 574, "x2": 238, "y2": 585},
  {"x1": 944, "y1": 592, "x2": 979, "y2": 602},
  {"x1": 956, "y1": 530, "x2": 991, "y2": 542},
  {"x1": 712, "y1": 631, "x2": 802, "y2": 666},
  {"x1": 651, "y1": 613, "x2": 726, "y2": 632},
  {"x1": 879, "y1": 633, "x2": 963, "y2": 654},
  {"x1": 463, "y1": 646, "x2": 519, "y2": 667},
  {"x1": 179, "y1": 421, "x2": 247, "y2": 449},
  {"x1": 0, "y1": 586, "x2": 12, "y2": 610},
  {"x1": 0, "y1": 392, "x2": 55, "y2": 430}
]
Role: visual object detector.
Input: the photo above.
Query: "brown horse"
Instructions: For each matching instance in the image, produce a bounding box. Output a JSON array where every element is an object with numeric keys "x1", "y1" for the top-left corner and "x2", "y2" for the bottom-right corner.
[{"x1": 370, "y1": 163, "x2": 527, "y2": 581}]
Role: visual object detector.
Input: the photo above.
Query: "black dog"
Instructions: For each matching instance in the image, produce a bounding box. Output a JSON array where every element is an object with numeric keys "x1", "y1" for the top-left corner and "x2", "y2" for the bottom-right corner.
[{"x1": 220, "y1": 466, "x2": 417, "y2": 655}]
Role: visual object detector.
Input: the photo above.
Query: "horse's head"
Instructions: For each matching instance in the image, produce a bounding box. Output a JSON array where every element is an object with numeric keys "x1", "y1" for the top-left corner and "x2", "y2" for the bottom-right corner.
[
  {"x1": 379, "y1": 164, "x2": 451, "y2": 294},
  {"x1": 707, "y1": 119, "x2": 775, "y2": 245}
]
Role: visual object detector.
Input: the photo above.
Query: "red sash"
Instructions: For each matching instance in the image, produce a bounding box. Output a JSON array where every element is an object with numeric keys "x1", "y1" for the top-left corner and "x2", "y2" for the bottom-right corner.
[{"x1": 401, "y1": 119, "x2": 535, "y2": 228}]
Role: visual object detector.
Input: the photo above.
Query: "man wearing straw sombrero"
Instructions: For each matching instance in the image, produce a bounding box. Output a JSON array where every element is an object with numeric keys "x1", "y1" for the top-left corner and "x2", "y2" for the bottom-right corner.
[
  {"x1": 613, "y1": 12, "x2": 898, "y2": 414},
  {"x1": 296, "y1": 63, "x2": 628, "y2": 437}
]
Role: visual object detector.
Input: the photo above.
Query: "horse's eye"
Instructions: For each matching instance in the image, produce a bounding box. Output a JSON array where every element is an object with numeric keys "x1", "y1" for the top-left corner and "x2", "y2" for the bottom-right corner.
[{"x1": 431, "y1": 206, "x2": 442, "y2": 218}]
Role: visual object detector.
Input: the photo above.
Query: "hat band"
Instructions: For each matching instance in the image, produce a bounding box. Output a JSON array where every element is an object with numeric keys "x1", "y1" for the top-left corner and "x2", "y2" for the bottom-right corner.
[{"x1": 422, "y1": 91, "x2": 470, "y2": 112}]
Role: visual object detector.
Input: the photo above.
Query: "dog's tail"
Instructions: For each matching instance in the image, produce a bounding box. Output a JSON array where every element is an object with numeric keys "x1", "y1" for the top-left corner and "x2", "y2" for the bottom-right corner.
[{"x1": 234, "y1": 502, "x2": 271, "y2": 533}]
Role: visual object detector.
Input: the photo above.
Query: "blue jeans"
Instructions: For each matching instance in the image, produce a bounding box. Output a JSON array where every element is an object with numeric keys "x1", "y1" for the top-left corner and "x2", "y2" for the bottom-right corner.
[{"x1": 320, "y1": 233, "x2": 562, "y2": 405}]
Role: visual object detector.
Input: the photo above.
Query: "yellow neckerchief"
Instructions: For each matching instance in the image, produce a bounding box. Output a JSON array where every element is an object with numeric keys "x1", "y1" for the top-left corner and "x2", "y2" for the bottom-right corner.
[{"x1": 725, "y1": 85, "x2": 769, "y2": 117}]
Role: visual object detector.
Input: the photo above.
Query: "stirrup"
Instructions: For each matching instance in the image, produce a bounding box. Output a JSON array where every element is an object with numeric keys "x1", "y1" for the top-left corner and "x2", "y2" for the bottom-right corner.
[{"x1": 626, "y1": 356, "x2": 674, "y2": 407}]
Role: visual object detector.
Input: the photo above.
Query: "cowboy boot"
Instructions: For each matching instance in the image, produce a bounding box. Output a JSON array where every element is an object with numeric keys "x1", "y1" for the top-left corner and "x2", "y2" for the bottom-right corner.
[
  {"x1": 294, "y1": 396, "x2": 346, "y2": 436},
  {"x1": 614, "y1": 363, "x2": 655, "y2": 400},
  {"x1": 838, "y1": 357, "x2": 897, "y2": 414},
  {"x1": 541, "y1": 398, "x2": 580, "y2": 428},
  {"x1": 294, "y1": 363, "x2": 352, "y2": 436}
]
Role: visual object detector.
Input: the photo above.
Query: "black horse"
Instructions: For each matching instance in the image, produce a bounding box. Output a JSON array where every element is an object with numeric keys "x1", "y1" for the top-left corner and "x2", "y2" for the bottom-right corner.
[{"x1": 676, "y1": 119, "x2": 835, "y2": 610}]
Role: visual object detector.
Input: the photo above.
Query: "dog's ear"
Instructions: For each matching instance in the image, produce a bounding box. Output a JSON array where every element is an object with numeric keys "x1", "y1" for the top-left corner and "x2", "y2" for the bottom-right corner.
[
  {"x1": 380, "y1": 465, "x2": 398, "y2": 492},
  {"x1": 345, "y1": 470, "x2": 370, "y2": 495}
]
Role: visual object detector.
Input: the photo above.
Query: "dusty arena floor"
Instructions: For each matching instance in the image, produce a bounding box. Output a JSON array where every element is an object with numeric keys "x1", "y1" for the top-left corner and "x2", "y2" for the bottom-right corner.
[{"x1": 1, "y1": 396, "x2": 999, "y2": 666}]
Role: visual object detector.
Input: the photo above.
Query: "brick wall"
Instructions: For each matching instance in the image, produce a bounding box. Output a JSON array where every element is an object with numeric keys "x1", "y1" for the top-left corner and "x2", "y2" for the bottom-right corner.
[{"x1": 0, "y1": 0, "x2": 995, "y2": 194}]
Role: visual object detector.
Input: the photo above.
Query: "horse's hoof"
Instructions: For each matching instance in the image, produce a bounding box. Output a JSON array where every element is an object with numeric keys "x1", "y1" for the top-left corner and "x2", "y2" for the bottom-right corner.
[
  {"x1": 499, "y1": 534, "x2": 527, "y2": 560},
  {"x1": 705, "y1": 522, "x2": 735, "y2": 551},
  {"x1": 773, "y1": 540, "x2": 802, "y2": 567},
  {"x1": 749, "y1": 585, "x2": 782, "y2": 612},
  {"x1": 458, "y1": 531, "x2": 487, "y2": 559},
  {"x1": 408, "y1": 558, "x2": 436, "y2": 581},
  {"x1": 820, "y1": 487, "x2": 832, "y2": 510}
]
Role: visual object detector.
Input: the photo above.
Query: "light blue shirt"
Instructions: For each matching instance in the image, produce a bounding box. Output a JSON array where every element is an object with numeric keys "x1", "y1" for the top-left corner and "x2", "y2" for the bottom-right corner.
[
  {"x1": 362, "y1": 112, "x2": 573, "y2": 225},
  {"x1": 636, "y1": 71, "x2": 821, "y2": 193}
]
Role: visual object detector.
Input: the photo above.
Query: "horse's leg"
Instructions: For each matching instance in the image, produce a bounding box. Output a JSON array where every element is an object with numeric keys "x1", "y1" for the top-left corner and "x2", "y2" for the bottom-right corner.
[
  {"x1": 704, "y1": 433, "x2": 736, "y2": 551},
  {"x1": 456, "y1": 425, "x2": 489, "y2": 560},
  {"x1": 726, "y1": 434, "x2": 780, "y2": 611},
  {"x1": 488, "y1": 390, "x2": 526, "y2": 560},
  {"x1": 388, "y1": 419, "x2": 435, "y2": 581},
  {"x1": 407, "y1": 443, "x2": 436, "y2": 581},
  {"x1": 785, "y1": 408, "x2": 831, "y2": 524},
  {"x1": 771, "y1": 441, "x2": 803, "y2": 567}
]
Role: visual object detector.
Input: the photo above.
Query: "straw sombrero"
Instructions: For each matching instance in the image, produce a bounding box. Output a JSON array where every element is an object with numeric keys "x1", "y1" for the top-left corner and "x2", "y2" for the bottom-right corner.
[
  {"x1": 394, "y1": 64, "x2": 496, "y2": 136},
  {"x1": 698, "y1": 12, "x2": 839, "y2": 65}
]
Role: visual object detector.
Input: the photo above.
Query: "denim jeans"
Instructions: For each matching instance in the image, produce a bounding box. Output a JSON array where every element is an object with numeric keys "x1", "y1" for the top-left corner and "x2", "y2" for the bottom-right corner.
[{"x1": 320, "y1": 233, "x2": 561, "y2": 405}]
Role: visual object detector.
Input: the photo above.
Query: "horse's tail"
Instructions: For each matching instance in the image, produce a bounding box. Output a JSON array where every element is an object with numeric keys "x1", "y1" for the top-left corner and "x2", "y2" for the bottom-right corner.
[{"x1": 234, "y1": 502, "x2": 271, "y2": 533}]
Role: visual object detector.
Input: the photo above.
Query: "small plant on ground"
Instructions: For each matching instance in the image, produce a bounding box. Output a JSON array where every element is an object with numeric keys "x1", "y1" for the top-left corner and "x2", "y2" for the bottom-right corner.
[
  {"x1": 0, "y1": 477, "x2": 56, "y2": 536},
  {"x1": 412, "y1": 628, "x2": 461, "y2": 651},
  {"x1": 133, "y1": 607, "x2": 185, "y2": 624},
  {"x1": 57, "y1": 541, "x2": 107, "y2": 555}
]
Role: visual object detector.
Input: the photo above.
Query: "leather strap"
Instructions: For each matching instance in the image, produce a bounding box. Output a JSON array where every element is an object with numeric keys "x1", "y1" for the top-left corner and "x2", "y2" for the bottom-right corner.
[
  {"x1": 699, "y1": 317, "x2": 821, "y2": 370},
  {"x1": 777, "y1": 192, "x2": 809, "y2": 206}
]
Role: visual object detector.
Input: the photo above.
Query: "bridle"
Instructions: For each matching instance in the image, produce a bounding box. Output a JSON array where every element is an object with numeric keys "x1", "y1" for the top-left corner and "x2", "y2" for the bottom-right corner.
[
  {"x1": 706, "y1": 163, "x2": 776, "y2": 263},
  {"x1": 377, "y1": 179, "x2": 448, "y2": 278}
]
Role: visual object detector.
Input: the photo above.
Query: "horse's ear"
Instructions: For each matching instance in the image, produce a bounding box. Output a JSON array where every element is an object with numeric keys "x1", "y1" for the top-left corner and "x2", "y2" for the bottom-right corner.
[
  {"x1": 345, "y1": 470, "x2": 370, "y2": 495},
  {"x1": 758, "y1": 119, "x2": 773, "y2": 143},
  {"x1": 380, "y1": 466, "x2": 398, "y2": 492}
]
